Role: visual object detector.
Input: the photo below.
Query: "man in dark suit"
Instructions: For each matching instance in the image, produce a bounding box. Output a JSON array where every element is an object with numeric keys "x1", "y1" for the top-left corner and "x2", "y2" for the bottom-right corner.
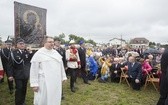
[
  {"x1": 110, "y1": 58, "x2": 121, "y2": 83},
  {"x1": 7, "y1": 38, "x2": 33, "y2": 105},
  {"x1": 54, "y1": 38, "x2": 67, "y2": 99},
  {"x1": 78, "y1": 40, "x2": 90, "y2": 85},
  {"x1": 128, "y1": 56, "x2": 142, "y2": 90},
  {"x1": 157, "y1": 49, "x2": 168, "y2": 105},
  {"x1": 0, "y1": 40, "x2": 14, "y2": 94},
  {"x1": 54, "y1": 38, "x2": 67, "y2": 69}
]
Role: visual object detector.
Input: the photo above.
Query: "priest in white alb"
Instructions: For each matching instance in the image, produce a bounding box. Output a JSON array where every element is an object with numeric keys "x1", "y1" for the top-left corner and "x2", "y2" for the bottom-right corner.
[{"x1": 30, "y1": 36, "x2": 67, "y2": 105}]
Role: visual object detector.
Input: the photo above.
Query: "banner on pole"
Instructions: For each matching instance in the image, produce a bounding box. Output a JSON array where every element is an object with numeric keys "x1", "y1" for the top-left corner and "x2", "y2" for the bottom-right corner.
[{"x1": 14, "y1": 1, "x2": 47, "y2": 46}]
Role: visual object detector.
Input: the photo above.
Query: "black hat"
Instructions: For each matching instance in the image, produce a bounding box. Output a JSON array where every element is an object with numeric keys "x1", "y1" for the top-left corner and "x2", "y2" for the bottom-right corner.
[
  {"x1": 16, "y1": 38, "x2": 25, "y2": 44},
  {"x1": 5, "y1": 40, "x2": 13, "y2": 44}
]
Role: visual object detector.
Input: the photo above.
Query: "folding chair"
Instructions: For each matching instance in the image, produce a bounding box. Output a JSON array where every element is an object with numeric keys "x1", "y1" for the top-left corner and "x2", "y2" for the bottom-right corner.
[
  {"x1": 119, "y1": 67, "x2": 130, "y2": 87},
  {"x1": 144, "y1": 71, "x2": 160, "y2": 92}
]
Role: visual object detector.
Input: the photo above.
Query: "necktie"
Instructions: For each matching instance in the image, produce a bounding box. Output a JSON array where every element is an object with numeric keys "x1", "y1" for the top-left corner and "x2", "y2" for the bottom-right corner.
[
  {"x1": 19, "y1": 50, "x2": 22, "y2": 54},
  {"x1": 116, "y1": 64, "x2": 117, "y2": 68},
  {"x1": 132, "y1": 63, "x2": 134, "y2": 67}
]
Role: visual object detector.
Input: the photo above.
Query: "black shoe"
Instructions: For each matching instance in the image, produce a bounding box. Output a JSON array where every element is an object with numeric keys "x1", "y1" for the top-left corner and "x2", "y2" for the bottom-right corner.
[
  {"x1": 98, "y1": 78, "x2": 106, "y2": 83},
  {"x1": 71, "y1": 87, "x2": 75, "y2": 93},
  {"x1": 84, "y1": 82, "x2": 91, "y2": 85},
  {"x1": 0, "y1": 78, "x2": 4, "y2": 83},
  {"x1": 22, "y1": 102, "x2": 26, "y2": 105},
  {"x1": 10, "y1": 90, "x2": 14, "y2": 95}
]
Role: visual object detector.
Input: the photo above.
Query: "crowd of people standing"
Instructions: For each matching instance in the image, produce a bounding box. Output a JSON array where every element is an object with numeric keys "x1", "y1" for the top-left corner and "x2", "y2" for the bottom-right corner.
[{"x1": 0, "y1": 36, "x2": 168, "y2": 105}]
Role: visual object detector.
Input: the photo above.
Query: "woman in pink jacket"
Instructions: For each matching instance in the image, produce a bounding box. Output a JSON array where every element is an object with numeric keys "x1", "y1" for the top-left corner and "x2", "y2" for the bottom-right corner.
[{"x1": 140, "y1": 58, "x2": 152, "y2": 86}]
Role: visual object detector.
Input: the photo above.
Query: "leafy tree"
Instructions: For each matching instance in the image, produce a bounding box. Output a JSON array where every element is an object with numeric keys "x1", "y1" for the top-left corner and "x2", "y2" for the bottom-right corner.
[
  {"x1": 54, "y1": 34, "x2": 96, "y2": 46},
  {"x1": 149, "y1": 42, "x2": 156, "y2": 46},
  {"x1": 69, "y1": 34, "x2": 96, "y2": 45},
  {"x1": 54, "y1": 33, "x2": 66, "y2": 44},
  {"x1": 0, "y1": 36, "x2": 2, "y2": 45},
  {"x1": 76, "y1": 37, "x2": 84, "y2": 44},
  {"x1": 149, "y1": 42, "x2": 156, "y2": 48},
  {"x1": 85, "y1": 39, "x2": 96, "y2": 46},
  {"x1": 69, "y1": 34, "x2": 78, "y2": 41},
  {"x1": 68, "y1": 34, "x2": 84, "y2": 44},
  {"x1": 58, "y1": 33, "x2": 65, "y2": 39}
]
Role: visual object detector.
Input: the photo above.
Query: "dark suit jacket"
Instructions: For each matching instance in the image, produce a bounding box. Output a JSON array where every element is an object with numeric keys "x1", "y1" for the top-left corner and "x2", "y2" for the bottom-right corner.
[
  {"x1": 56, "y1": 47, "x2": 67, "y2": 68},
  {"x1": 161, "y1": 49, "x2": 168, "y2": 74},
  {"x1": 159, "y1": 49, "x2": 168, "y2": 96},
  {"x1": 128, "y1": 62, "x2": 142, "y2": 80},
  {"x1": 110, "y1": 63, "x2": 121, "y2": 76},
  {"x1": 78, "y1": 47, "x2": 86, "y2": 69},
  {"x1": 7, "y1": 49, "x2": 33, "y2": 79}
]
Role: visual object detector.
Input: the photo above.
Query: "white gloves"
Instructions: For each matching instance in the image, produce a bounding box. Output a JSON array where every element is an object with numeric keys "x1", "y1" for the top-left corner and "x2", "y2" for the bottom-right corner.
[
  {"x1": 135, "y1": 79, "x2": 140, "y2": 83},
  {"x1": 114, "y1": 70, "x2": 117, "y2": 74}
]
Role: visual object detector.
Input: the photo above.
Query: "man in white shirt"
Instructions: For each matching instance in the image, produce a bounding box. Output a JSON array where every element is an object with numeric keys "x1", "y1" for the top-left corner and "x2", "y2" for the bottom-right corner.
[{"x1": 66, "y1": 40, "x2": 81, "y2": 92}]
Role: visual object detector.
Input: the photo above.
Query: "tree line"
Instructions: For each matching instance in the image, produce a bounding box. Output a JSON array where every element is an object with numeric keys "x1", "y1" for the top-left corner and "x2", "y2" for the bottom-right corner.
[{"x1": 54, "y1": 33, "x2": 96, "y2": 46}]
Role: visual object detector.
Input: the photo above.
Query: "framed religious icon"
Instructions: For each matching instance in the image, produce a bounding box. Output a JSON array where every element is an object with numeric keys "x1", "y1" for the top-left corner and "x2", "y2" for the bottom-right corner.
[{"x1": 14, "y1": 1, "x2": 47, "y2": 47}]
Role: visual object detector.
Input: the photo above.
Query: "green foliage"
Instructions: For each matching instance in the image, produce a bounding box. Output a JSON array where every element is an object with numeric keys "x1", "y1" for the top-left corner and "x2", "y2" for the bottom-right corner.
[
  {"x1": 0, "y1": 36, "x2": 2, "y2": 45},
  {"x1": 161, "y1": 44, "x2": 168, "y2": 49},
  {"x1": 86, "y1": 39, "x2": 96, "y2": 46},
  {"x1": 149, "y1": 42, "x2": 156, "y2": 48},
  {"x1": 59, "y1": 33, "x2": 65, "y2": 39},
  {"x1": 54, "y1": 33, "x2": 66, "y2": 44},
  {"x1": 54, "y1": 33, "x2": 96, "y2": 46},
  {"x1": 0, "y1": 77, "x2": 159, "y2": 105},
  {"x1": 69, "y1": 34, "x2": 78, "y2": 41},
  {"x1": 68, "y1": 34, "x2": 96, "y2": 46}
]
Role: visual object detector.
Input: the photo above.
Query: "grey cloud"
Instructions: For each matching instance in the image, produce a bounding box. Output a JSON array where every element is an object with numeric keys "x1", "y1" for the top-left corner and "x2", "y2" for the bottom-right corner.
[{"x1": 0, "y1": 0, "x2": 168, "y2": 43}]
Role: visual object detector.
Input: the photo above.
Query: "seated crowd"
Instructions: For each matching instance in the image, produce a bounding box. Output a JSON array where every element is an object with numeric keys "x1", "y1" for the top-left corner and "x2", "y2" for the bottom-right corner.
[{"x1": 84, "y1": 46, "x2": 164, "y2": 91}]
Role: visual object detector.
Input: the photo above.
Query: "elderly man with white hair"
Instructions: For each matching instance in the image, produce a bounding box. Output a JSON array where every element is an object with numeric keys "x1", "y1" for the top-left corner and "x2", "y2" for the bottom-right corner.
[
  {"x1": 110, "y1": 57, "x2": 121, "y2": 83},
  {"x1": 128, "y1": 56, "x2": 142, "y2": 90}
]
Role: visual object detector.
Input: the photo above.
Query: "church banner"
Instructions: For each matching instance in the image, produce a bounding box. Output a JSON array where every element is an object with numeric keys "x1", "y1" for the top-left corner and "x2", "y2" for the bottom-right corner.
[{"x1": 14, "y1": 1, "x2": 47, "y2": 46}]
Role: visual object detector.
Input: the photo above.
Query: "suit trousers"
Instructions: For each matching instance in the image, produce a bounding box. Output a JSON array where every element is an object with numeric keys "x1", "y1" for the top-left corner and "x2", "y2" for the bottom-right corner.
[
  {"x1": 69, "y1": 68, "x2": 78, "y2": 89},
  {"x1": 111, "y1": 73, "x2": 120, "y2": 83},
  {"x1": 7, "y1": 79, "x2": 14, "y2": 91},
  {"x1": 80, "y1": 68, "x2": 89, "y2": 83},
  {"x1": 0, "y1": 74, "x2": 14, "y2": 91},
  {"x1": 4, "y1": 65, "x2": 14, "y2": 91},
  {"x1": 15, "y1": 79, "x2": 28, "y2": 105},
  {"x1": 130, "y1": 78, "x2": 141, "y2": 90}
]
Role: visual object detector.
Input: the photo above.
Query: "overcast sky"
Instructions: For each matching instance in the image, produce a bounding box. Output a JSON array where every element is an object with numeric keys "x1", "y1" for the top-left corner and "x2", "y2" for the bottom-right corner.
[{"x1": 0, "y1": 0, "x2": 168, "y2": 43}]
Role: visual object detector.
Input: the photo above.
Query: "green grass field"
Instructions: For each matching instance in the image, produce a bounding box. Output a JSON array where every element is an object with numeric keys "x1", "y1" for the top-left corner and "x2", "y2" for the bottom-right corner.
[{"x1": 0, "y1": 77, "x2": 159, "y2": 105}]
